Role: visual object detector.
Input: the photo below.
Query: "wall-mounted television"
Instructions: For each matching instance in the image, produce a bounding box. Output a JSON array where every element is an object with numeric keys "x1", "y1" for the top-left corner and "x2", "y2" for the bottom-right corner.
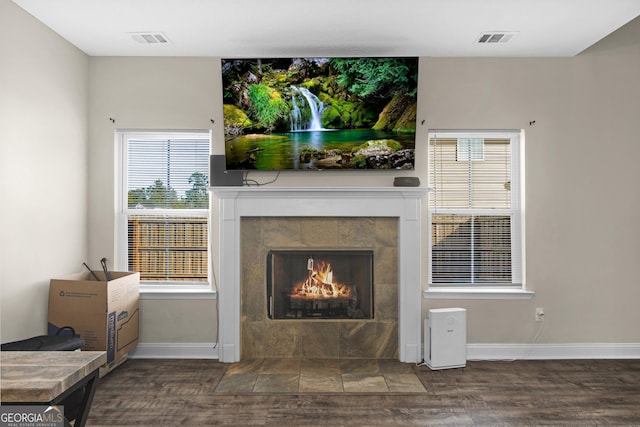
[{"x1": 221, "y1": 57, "x2": 419, "y2": 170}]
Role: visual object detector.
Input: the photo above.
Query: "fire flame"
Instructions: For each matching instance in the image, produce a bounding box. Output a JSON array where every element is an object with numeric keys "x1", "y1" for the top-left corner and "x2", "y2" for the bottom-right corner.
[{"x1": 290, "y1": 260, "x2": 352, "y2": 299}]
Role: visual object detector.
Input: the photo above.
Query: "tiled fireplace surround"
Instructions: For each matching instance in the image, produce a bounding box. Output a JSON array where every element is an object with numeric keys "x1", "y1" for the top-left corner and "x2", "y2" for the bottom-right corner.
[
  {"x1": 242, "y1": 217, "x2": 395, "y2": 359},
  {"x1": 212, "y1": 187, "x2": 426, "y2": 364}
]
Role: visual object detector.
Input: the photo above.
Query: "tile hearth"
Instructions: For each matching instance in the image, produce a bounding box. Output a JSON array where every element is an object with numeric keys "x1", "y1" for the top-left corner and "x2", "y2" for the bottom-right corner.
[{"x1": 214, "y1": 358, "x2": 426, "y2": 393}]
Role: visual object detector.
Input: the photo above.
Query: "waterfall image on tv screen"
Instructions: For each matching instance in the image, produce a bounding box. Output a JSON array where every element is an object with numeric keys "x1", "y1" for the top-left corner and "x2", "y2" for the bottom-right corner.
[{"x1": 221, "y1": 57, "x2": 419, "y2": 170}]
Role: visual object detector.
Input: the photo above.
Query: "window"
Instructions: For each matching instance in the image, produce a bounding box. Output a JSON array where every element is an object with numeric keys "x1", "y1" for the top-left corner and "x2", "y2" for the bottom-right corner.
[
  {"x1": 118, "y1": 131, "x2": 210, "y2": 287},
  {"x1": 428, "y1": 131, "x2": 523, "y2": 288}
]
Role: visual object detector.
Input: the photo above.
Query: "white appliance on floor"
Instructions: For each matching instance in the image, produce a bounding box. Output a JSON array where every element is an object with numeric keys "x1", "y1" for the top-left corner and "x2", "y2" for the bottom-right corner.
[{"x1": 424, "y1": 308, "x2": 467, "y2": 370}]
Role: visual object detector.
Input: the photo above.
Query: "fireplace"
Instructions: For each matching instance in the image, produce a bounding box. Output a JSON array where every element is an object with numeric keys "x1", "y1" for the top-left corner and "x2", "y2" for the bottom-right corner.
[
  {"x1": 267, "y1": 249, "x2": 374, "y2": 320},
  {"x1": 210, "y1": 187, "x2": 427, "y2": 363}
]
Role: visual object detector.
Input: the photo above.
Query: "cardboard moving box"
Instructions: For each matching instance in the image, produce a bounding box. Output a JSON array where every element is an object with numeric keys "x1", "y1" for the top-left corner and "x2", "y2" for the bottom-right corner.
[{"x1": 48, "y1": 271, "x2": 139, "y2": 373}]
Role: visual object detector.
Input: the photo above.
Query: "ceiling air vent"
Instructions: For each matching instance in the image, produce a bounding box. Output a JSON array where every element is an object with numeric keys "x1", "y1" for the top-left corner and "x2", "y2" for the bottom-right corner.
[
  {"x1": 130, "y1": 32, "x2": 170, "y2": 44},
  {"x1": 477, "y1": 32, "x2": 517, "y2": 44}
]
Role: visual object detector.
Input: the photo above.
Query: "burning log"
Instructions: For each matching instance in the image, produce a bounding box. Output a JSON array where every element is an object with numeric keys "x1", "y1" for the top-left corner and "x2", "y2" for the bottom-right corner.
[{"x1": 290, "y1": 260, "x2": 352, "y2": 300}]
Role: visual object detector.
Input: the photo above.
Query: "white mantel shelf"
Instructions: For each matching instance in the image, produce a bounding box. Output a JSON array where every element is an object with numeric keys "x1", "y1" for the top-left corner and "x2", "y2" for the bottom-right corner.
[
  {"x1": 210, "y1": 186, "x2": 428, "y2": 197},
  {"x1": 209, "y1": 185, "x2": 428, "y2": 363}
]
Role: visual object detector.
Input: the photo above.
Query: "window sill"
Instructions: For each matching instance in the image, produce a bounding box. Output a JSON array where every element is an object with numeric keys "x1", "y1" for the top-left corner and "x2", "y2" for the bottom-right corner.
[
  {"x1": 423, "y1": 288, "x2": 534, "y2": 300},
  {"x1": 140, "y1": 285, "x2": 217, "y2": 300}
]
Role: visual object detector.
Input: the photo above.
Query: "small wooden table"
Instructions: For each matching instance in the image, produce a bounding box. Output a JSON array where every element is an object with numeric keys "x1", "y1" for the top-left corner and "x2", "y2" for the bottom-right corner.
[{"x1": 1, "y1": 351, "x2": 106, "y2": 427}]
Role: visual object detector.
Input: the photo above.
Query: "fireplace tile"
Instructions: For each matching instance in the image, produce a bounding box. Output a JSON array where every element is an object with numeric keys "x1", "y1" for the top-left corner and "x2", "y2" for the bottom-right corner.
[
  {"x1": 340, "y1": 358, "x2": 379, "y2": 375},
  {"x1": 262, "y1": 218, "x2": 303, "y2": 246},
  {"x1": 214, "y1": 358, "x2": 428, "y2": 393},
  {"x1": 378, "y1": 358, "x2": 415, "y2": 374},
  {"x1": 375, "y1": 283, "x2": 399, "y2": 321},
  {"x1": 264, "y1": 322, "x2": 302, "y2": 358},
  {"x1": 384, "y1": 373, "x2": 427, "y2": 392},
  {"x1": 337, "y1": 218, "x2": 377, "y2": 247},
  {"x1": 242, "y1": 321, "x2": 265, "y2": 359},
  {"x1": 253, "y1": 374, "x2": 299, "y2": 393},
  {"x1": 214, "y1": 372, "x2": 258, "y2": 393},
  {"x1": 300, "y1": 219, "x2": 339, "y2": 247},
  {"x1": 260, "y1": 358, "x2": 301, "y2": 374},
  {"x1": 339, "y1": 323, "x2": 379, "y2": 358},
  {"x1": 374, "y1": 321, "x2": 399, "y2": 359},
  {"x1": 300, "y1": 323, "x2": 340, "y2": 358},
  {"x1": 224, "y1": 358, "x2": 263, "y2": 375},
  {"x1": 241, "y1": 263, "x2": 266, "y2": 302},
  {"x1": 375, "y1": 218, "x2": 399, "y2": 247},
  {"x1": 300, "y1": 358, "x2": 342, "y2": 375},
  {"x1": 339, "y1": 322, "x2": 398, "y2": 359},
  {"x1": 240, "y1": 217, "x2": 262, "y2": 245},
  {"x1": 242, "y1": 283, "x2": 266, "y2": 322},
  {"x1": 342, "y1": 373, "x2": 389, "y2": 392},
  {"x1": 299, "y1": 373, "x2": 343, "y2": 392},
  {"x1": 373, "y1": 246, "x2": 398, "y2": 284},
  {"x1": 241, "y1": 250, "x2": 266, "y2": 297}
]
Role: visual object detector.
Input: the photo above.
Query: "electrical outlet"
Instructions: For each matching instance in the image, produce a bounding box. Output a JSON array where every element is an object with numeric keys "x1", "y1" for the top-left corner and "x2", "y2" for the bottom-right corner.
[{"x1": 535, "y1": 307, "x2": 544, "y2": 322}]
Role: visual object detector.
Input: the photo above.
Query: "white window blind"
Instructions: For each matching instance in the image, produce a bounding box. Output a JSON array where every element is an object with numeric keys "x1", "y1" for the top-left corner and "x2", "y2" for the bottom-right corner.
[
  {"x1": 457, "y1": 138, "x2": 484, "y2": 161},
  {"x1": 121, "y1": 132, "x2": 210, "y2": 284},
  {"x1": 429, "y1": 131, "x2": 522, "y2": 286}
]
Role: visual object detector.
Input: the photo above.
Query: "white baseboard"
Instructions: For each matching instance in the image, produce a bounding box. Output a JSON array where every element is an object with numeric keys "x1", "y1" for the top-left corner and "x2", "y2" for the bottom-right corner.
[
  {"x1": 128, "y1": 342, "x2": 219, "y2": 359},
  {"x1": 127, "y1": 342, "x2": 640, "y2": 361},
  {"x1": 467, "y1": 343, "x2": 640, "y2": 360}
]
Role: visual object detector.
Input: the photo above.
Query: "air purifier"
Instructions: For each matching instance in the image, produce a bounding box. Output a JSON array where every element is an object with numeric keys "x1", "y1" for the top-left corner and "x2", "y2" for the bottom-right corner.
[{"x1": 424, "y1": 308, "x2": 467, "y2": 370}]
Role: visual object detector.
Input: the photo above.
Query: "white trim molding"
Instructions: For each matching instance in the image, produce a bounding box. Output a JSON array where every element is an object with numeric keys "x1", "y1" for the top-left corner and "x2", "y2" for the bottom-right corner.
[
  {"x1": 139, "y1": 289, "x2": 217, "y2": 300},
  {"x1": 128, "y1": 342, "x2": 219, "y2": 359},
  {"x1": 126, "y1": 342, "x2": 640, "y2": 360},
  {"x1": 467, "y1": 343, "x2": 640, "y2": 360},
  {"x1": 424, "y1": 288, "x2": 534, "y2": 300}
]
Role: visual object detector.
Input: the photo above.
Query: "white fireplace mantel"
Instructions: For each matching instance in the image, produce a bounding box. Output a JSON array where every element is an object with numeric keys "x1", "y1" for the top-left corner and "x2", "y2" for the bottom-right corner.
[{"x1": 210, "y1": 186, "x2": 428, "y2": 363}]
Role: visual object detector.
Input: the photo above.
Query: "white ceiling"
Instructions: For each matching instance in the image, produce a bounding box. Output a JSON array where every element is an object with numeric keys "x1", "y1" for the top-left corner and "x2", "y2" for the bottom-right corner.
[{"x1": 11, "y1": 0, "x2": 640, "y2": 57}]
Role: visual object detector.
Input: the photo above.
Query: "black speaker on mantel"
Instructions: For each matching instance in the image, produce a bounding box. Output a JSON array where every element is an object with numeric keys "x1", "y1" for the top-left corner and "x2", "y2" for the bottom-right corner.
[
  {"x1": 210, "y1": 155, "x2": 244, "y2": 186},
  {"x1": 393, "y1": 177, "x2": 420, "y2": 187}
]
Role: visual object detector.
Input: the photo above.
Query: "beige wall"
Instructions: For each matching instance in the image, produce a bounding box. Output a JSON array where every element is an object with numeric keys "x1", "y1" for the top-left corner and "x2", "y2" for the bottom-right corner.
[
  {"x1": 88, "y1": 18, "x2": 638, "y2": 345},
  {"x1": 0, "y1": 0, "x2": 89, "y2": 342},
  {"x1": 422, "y1": 18, "x2": 640, "y2": 343},
  {"x1": 87, "y1": 57, "x2": 220, "y2": 343},
  {"x1": 138, "y1": 299, "x2": 217, "y2": 342},
  {"x1": 2, "y1": 1, "x2": 638, "y2": 347}
]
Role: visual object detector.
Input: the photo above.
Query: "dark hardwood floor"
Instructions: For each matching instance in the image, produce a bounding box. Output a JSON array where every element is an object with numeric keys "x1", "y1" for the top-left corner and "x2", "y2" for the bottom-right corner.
[{"x1": 86, "y1": 358, "x2": 640, "y2": 426}]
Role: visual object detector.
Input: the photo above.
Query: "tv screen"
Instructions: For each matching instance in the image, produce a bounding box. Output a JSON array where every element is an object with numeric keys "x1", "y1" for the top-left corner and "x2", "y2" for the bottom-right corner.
[{"x1": 221, "y1": 57, "x2": 418, "y2": 170}]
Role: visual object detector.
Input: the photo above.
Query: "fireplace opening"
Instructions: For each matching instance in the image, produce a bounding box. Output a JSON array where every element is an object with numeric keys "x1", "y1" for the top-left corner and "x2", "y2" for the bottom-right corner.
[{"x1": 267, "y1": 249, "x2": 374, "y2": 320}]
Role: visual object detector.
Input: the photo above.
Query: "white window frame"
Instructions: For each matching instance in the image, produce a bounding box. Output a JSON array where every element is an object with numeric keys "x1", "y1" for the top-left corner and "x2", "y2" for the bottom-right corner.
[
  {"x1": 116, "y1": 130, "x2": 215, "y2": 297},
  {"x1": 425, "y1": 130, "x2": 532, "y2": 300}
]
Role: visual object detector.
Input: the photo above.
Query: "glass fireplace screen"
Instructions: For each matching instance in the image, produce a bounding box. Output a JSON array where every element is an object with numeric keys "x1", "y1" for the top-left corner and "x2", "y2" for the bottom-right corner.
[{"x1": 267, "y1": 249, "x2": 374, "y2": 320}]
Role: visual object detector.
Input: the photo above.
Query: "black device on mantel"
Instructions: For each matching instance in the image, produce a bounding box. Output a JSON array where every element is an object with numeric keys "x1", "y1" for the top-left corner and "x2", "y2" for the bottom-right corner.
[
  {"x1": 393, "y1": 177, "x2": 420, "y2": 187},
  {"x1": 210, "y1": 155, "x2": 244, "y2": 186}
]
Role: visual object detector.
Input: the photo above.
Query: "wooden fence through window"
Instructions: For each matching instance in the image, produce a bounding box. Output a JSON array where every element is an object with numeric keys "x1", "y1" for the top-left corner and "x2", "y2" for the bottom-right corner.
[{"x1": 128, "y1": 216, "x2": 208, "y2": 282}]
